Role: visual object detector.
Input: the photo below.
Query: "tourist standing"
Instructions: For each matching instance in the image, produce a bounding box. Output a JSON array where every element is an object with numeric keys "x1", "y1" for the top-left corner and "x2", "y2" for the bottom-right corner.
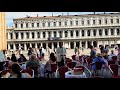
[{"x1": 56, "y1": 42, "x2": 66, "y2": 66}]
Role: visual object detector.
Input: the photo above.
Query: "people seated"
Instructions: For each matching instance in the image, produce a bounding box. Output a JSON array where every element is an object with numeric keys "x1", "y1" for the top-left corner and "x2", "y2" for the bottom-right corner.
[
  {"x1": 45, "y1": 53, "x2": 57, "y2": 78},
  {"x1": 10, "y1": 63, "x2": 31, "y2": 78},
  {"x1": 108, "y1": 50, "x2": 116, "y2": 60},
  {"x1": 26, "y1": 54, "x2": 40, "y2": 77}
]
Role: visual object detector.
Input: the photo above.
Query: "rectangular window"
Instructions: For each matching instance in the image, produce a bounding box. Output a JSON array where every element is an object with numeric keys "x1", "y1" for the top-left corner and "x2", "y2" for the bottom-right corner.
[
  {"x1": 70, "y1": 21, "x2": 73, "y2": 26},
  {"x1": 37, "y1": 23, "x2": 39, "y2": 27},
  {"x1": 99, "y1": 20, "x2": 101, "y2": 25},
  {"x1": 93, "y1": 20, "x2": 95, "y2": 25},
  {"x1": 15, "y1": 24, "x2": 17, "y2": 28},
  {"x1": 32, "y1": 23, "x2": 34, "y2": 27},
  {"x1": 59, "y1": 22, "x2": 61, "y2": 26},
  {"x1": 48, "y1": 22, "x2": 50, "y2": 27},
  {"x1": 111, "y1": 19, "x2": 113, "y2": 24},
  {"x1": 76, "y1": 21, "x2": 78, "y2": 26},
  {"x1": 82, "y1": 20, "x2": 84, "y2": 25},
  {"x1": 37, "y1": 32, "x2": 40, "y2": 38},
  {"x1": 87, "y1": 20, "x2": 90, "y2": 25},
  {"x1": 26, "y1": 23, "x2": 28, "y2": 28},
  {"x1": 43, "y1": 23, "x2": 45, "y2": 27},
  {"x1": 21, "y1": 24, "x2": 23, "y2": 28},
  {"x1": 105, "y1": 19, "x2": 107, "y2": 24},
  {"x1": 65, "y1": 21, "x2": 67, "y2": 26},
  {"x1": 54, "y1": 22, "x2": 56, "y2": 26},
  {"x1": 117, "y1": 19, "x2": 119, "y2": 24}
]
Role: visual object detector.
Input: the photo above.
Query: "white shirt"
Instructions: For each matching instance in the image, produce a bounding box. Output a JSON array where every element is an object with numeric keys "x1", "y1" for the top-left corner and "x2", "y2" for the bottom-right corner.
[
  {"x1": 56, "y1": 47, "x2": 66, "y2": 55},
  {"x1": 42, "y1": 48, "x2": 46, "y2": 54}
]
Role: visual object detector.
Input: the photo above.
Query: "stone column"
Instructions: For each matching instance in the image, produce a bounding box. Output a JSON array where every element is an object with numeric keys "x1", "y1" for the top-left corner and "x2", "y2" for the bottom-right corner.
[
  {"x1": 35, "y1": 31, "x2": 37, "y2": 39},
  {"x1": 52, "y1": 43, "x2": 54, "y2": 49},
  {"x1": 91, "y1": 29, "x2": 93, "y2": 37},
  {"x1": 23, "y1": 22, "x2": 26, "y2": 28},
  {"x1": 8, "y1": 44, "x2": 10, "y2": 50},
  {"x1": 68, "y1": 30, "x2": 70, "y2": 38},
  {"x1": 46, "y1": 42, "x2": 48, "y2": 49},
  {"x1": 85, "y1": 41, "x2": 87, "y2": 49},
  {"x1": 57, "y1": 42, "x2": 59, "y2": 48},
  {"x1": 46, "y1": 31, "x2": 48, "y2": 39},
  {"x1": 57, "y1": 31, "x2": 59, "y2": 37},
  {"x1": 97, "y1": 41, "x2": 99, "y2": 48},
  {"x1": 29, "y1": 32, "x2": 32, "y2": 39},
  {"x1": 8, "y1": 32, "x2": 10, "y2": 39},
  {"x1": 51, "y1": 31, "x2": 54, "y2": 37},
  {"x1": 73, "y1": 30, "x2": 76, "y2": 38},
  {"x1": 85, "y1": 30, "x2": 87, "y2": 37},
  {"x1": 96, "y1": 29, "x2": 99, "y2": 37},
  {"x1": 18, "y1": 32, "x2": 21, "y2": 39},
  {"x1": 24, "y1": 43, "x2": 27, "y2": 51},
  {"x1": 40, "y1": 31, "x2": 43, "y2": 39},
  {"x1": 30, "y1": 43, "x2": 32, "y2": 48},
  {"x1": 24, "y1": 32, "x2": 26, "y2": 39},
  {"x1": 79, "y1": 41, "x2": 81, "y2": 48},
  {"x1": 108, "y1": 28, "x2": 111, "y2": 36},
  {"x1": 18, "y1": 23, "x2": 21, "y2": 29},
  {"x1": 41, "y1": 43, "x2": 43, "y2": 47},
  {"x1": 79, "y1": 30, "x2": 81, "y2": 37},
  {"x1": 62, "y1": 31, "x2": 65, "y2": 38},
  {"x1": 102, "y1": 29, "x2": 105, "y2": 37},
  {"x1": 114, "y1": 28, "x2": 117, "y2": 36},
  {"x1": 13, "y1": 44, "x2": 16, "y2": 50},
  {"x1": 74, "y1": 41, "x2": 76, "y2": 48},
  {"x1": 35, "y1": 43, "x2": 37, "y2": 49},
  {"x1": 13, "y1": 32, "x2": 15, "y2": 39},
  {"x1": 68, "y1": 42, "x2": 70, "y2": 49}
]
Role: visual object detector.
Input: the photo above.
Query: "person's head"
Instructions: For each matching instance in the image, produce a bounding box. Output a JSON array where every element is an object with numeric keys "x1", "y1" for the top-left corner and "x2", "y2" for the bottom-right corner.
[
  {"x1": 7, "y1": 57, "x2": 11, "y2": 60},
  {"x1": 41, "y1": 53, "x2": 44, "y2": 57},
  {"x1": 118, "y1": 45, "x2": 120, "y2": 48},
  {"x1": 59, "y1": 42, "x2": 63, "y2": 48},
  {"x1": 29, "y1": 54, "x2": 36, "y2": 61},
  {"x1": 11, "y1": 54, "x2": 17, "y2": 62},
  {"x1": 50, "y1": 53, "x2": 56, "y2": 62},
  {"x1": 97, "y1": 53, "x2": 102, "y2": 58},
  {"x1": 90, "y1": 45, "x2": 93, "y2": 49},
  {"x1": 111, "y1": 50, "x2": 114, "y2": 54},
  {"x1": 11, "y1": 63, "x2": 22, "y2": 78}
]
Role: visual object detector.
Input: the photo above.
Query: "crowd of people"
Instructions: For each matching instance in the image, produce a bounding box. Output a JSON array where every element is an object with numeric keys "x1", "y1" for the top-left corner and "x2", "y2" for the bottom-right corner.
[{"x1": 0, "y1": 42, "x2": 120, "y2": 78}]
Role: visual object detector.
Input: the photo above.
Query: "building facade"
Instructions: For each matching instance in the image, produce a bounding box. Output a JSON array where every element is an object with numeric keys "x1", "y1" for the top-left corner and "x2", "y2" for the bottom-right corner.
[
  {"x1": 0, "y1": 12, "x2": 7, "y2": 50},
  {"x1": 7, "y1": 13, "x2": 120, "y2": 51}
]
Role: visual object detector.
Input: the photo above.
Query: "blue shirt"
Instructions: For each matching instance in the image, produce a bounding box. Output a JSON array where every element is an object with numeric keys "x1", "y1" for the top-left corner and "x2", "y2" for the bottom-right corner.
[
  {"x1": 92, "y1": 57, "x2": 106, "y2": 70},
  {"x1": 90, "y1": 49, "x2": 96, "y2": 58}
]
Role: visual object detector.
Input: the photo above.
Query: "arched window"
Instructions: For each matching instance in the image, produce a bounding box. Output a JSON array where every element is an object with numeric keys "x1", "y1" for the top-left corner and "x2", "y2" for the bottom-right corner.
[
  {"x1": 65, "y1": 31, "x2": 68, "y2": 37},
  {"x1": 43, "y1": 32, "x2": 46, "y2": 38},
  {"x1": 54, "y1": 31, "x2": 56, "y2": 37},
  {"x1": 70, "y1": 31, "x2": 73, "y2": 37},
  {"x1": 76, "y1": 30, "x2": 79, "y2": 37},
  {"x1": 117, "y1": 29, "x2": 120, "y2": 35},
  {"x1": 37, "y1": 23, "x2": 39, "y2": 27},
  {"x1": 93, "y1": 30, "x2": 96, "y2": 36},
  {"x1": 87, "y1": 30, "x2": 90, "y2": 36},
  {"x1": 48, "y1": 22, "x2": 50, "y2": 27},
  {"x1": 116, "y1": 19, "x2": 119, "y2": 24},
  {"x1": 21, "y1": 33, "x2": 24, "y2": 39},
  {"x1": 111, "y1": 29, "x2": 114, "y2": 35},
  {"x1": 59, "y1": 31, "x2": 62, "y2": 38},
  {"x1": 76, "y1": 21, "x2": 78, "y2": 26},
  {"x1": 99, "y1": 29, "x2": 102, "y2": 36},
  {"x1": 70, "y1": 21, "x2": 73, "y2": 26},
  {"x1": 99, "y1": 20, "x2": 101, "y2": 25},
  {"x1": 93, "y1": 20, "x2": 95, "y2": 25},
  {"x1": 15, "y1": 24, "x2": 17, "y2": 28},
  {"x1": 54, "y1": 22, "x2": 56, "y2": 26},
  {"x1": 111, "y1": 19, "x2": 113, "y2": 24},
  {"x1": 82, "y1": 30, "x2": 84, "y2": 36},
  {"x1": 105, "y1": 29, "x2": 108, "y2": 36},
  {"x1": 32, "y1": 32, "x2": 34, "y2": 38},
  {"x1": 26, "y1": 32, "x2": 29, "y2": 39},
  {"x1": 37, "y1": 32, "x2": 40, "y2": 38},
  {"x1": 21, "y1": 24, "x2": 23, "y2": 28},
  {"x1": 48, "y1": 31, "x2": 51, "y2": 37},
  {"x1": 32, "y1": 23, "x2": 34, "y2": 27},
  {"x1": 15, "y1": 33, "x2": 18, "y2": 39},
  {"x1": 42, "y1": 23, "x2": 45, "y2": 27},
  {"x1": 87, "y1": 20, "x2": 90, "y2": 25},
  {"x1": 59, "y1": 22, "x2": 61, "y2": 26},
  {"x1": 26, "y1": 23, "x2": 28, "y2": 28}
]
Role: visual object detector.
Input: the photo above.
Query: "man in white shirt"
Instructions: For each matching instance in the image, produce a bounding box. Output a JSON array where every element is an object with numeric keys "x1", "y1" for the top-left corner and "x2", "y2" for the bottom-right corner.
[
  {"x1": 0, "y1": 51, "x2": 5, "y2": 62},
  {"x1": 56, "y1": 42, "x2": 66, "y2": 66}
]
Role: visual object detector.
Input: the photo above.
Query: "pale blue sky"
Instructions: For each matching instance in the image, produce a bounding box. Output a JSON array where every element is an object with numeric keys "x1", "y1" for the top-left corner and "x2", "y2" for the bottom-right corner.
[{"x1": 6, "y1": 12, "x2": 116, "y2": 27}]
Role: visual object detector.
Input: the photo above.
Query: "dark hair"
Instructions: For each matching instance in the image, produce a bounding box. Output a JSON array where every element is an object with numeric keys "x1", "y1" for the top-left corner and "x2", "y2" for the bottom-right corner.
[
  {"x1": 20, "y1": 54, "x2": 27, "y2": 62},
  {"x1": 11, "y1": 63, "x2": 22, "y2": 78},
  {"x1": 7, "y1": 57, "x2": 11, "y2": 60},
  {"x1": 50, "y1": 53, "x2": 56, "y2": 62},
  {"x1": 41, "y1": 53, "x2": 44, "y2": 57},
  {"x1": 11, "y1": 54, "x2": 17, "y2": 62},
  {"x1": 90, "y1": 45, "x2": 93, "y2": 49}
]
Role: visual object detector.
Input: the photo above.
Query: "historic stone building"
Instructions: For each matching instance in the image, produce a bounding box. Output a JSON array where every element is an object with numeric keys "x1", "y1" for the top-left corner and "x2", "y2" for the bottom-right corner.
[
  {"x1": 7, "y1": 13, "x2": 120, "y2": 51},
  {"x1": 0, "y1": 12, "x2": 7, "y2": 50}
]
